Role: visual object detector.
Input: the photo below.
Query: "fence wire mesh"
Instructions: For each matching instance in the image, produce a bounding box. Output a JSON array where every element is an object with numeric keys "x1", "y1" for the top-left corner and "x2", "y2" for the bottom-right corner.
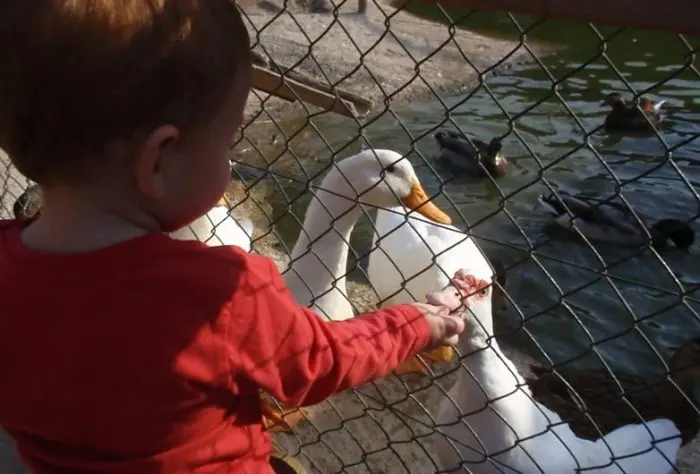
[{"x1": 1, "y1": 0, "x2": 700, "y2": 473}]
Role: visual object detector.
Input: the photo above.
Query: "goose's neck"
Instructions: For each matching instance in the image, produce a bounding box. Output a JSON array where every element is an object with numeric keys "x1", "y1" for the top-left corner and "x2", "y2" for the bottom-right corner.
[
  {"x1": 439, "y1": 337, "x2": 541, "y2": 465},
  {"x1": 289, "y1": 187, "x2": 362, "y2": 288},
  {"x1": 456, "y1": 337, "x2": 529, "y2": 407}
]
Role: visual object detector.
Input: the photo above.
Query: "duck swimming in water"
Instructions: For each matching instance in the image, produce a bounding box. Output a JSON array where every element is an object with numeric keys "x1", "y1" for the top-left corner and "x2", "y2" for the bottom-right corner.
[
  {"x1": 600, "y1": 92, "x2": 666, "y2": 132},
  {"x1": 537, "y1": 190, "x2": 695, "y2": 250},
  {"x1": 434, "y1": 130, "x2": 508, "y2": 178}
]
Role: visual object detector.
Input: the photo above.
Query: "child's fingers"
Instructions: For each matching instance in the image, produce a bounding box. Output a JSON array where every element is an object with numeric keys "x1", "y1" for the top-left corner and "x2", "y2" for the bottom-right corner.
[
  {"x1": 412, "y1": 302, "x2": 450, "y2": 316},
  {"x1": 440, "y1": 314, "x2": 465, "y2": 345},
  {"x1": 426, "y1": 287, "x2": 462, "y2": 312}
]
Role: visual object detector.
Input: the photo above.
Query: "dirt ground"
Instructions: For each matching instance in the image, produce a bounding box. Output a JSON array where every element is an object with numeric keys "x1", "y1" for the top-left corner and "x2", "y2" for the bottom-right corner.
[
  {"x1": 1, "y1": 0, "x2": 698, "y2": 472},
  {"x1": 239, "y1": 0, "x2": 541, "y2": 121}
]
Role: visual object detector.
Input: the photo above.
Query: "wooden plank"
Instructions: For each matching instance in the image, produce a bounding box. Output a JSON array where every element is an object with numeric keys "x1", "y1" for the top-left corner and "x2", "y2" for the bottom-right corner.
[
  {"x1": 251, "y1": 64, "x2": 373, "y2": 119},
  {"x1": 251, "y1": 50, "x2": 374, "y2": 112}
]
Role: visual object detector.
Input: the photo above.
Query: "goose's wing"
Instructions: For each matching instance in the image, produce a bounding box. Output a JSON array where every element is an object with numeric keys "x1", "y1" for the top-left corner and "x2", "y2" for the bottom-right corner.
[
  {"x1": 525, "y1": 365, "x2": 681, "y2": 473},
  {"x1": 596, "y1": 419, "x2": 680, "y2": 473},
  {"x1": 368, "y1": 208, "x2": 491, "y2": 307}
]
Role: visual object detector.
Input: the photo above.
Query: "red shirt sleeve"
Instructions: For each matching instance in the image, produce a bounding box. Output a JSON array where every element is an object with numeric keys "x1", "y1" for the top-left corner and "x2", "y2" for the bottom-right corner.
[{"x1": 223, "y1": 251, "x2": 431, "y2": 407}]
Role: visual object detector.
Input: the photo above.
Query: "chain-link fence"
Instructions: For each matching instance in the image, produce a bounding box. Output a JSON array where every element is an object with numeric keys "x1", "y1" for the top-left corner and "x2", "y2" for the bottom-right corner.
[{"x1": 2, "y1": 0, "x2": 700, "y2": 473}]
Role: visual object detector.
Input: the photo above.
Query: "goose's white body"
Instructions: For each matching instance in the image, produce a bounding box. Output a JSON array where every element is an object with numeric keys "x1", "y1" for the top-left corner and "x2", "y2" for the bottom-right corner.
[
  {"x1": 435, "y1": 283, "x2": 681, "y2": 473},
  {"x1": 283, "y1": 149, "x2": 451, "y2": 322},
  {"x1": 367, "y1": 207, "x2": 493, "y2": 307},
  {"x1": 170, "y1": 204, "x2": 254, "y2": 251}
]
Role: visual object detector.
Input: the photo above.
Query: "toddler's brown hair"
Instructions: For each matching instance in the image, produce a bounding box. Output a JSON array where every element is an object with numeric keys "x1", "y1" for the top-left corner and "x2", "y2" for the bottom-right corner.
[{"x1": 0, "y1": 0, "x2": 251, "y2": 185}]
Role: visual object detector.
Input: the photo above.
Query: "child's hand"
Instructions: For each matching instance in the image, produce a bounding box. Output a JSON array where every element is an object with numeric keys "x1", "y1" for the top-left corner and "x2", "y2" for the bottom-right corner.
[{"x1": 411, "y1": 296, "x2": 465, "y2": 349}]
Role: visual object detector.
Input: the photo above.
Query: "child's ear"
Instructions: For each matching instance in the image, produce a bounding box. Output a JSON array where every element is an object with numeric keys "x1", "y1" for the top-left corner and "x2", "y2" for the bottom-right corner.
[{"x1": 132, "y1": 124, "x2": 180, "y2": 200}]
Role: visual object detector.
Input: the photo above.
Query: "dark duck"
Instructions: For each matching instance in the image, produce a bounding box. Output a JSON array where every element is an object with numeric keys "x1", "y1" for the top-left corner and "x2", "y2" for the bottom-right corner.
[
  {"x1": 537, "y1": 190, "x2": 695, "y2": 251},
  {"x1": 434, "y1": 130, "x2": 507, "y2": 178},
  {"x1": 601, "y1": 92, "x2": 666, "y2": 132},
  {"x1": 524, "y1": 337, "x2": 700, "y2": 446}
]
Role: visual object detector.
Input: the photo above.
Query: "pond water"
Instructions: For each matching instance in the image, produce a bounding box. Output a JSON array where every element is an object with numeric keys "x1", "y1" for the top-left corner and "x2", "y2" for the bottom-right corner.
[{"x1": 240, "y1": 10, "x2": 700, "y2": 377}]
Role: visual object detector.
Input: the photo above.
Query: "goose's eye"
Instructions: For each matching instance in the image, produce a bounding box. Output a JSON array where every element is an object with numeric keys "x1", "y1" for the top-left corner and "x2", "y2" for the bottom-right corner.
[
  {"x1": 385, "y1": 164, "x2": 396, "y2": 173},
  {"x1": 479, "y1": 287, "x2": 489, "y2": 297}
]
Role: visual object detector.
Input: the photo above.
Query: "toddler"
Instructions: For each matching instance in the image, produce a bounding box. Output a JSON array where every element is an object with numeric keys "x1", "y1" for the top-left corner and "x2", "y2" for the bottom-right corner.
[{"x1": 0, "y1": 1, "x2": 464, "y2": 473}]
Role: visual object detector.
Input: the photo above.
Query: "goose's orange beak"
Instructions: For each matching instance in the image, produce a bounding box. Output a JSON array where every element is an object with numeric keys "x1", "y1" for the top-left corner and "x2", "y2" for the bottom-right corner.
[
  {"x1": 217, "y1": 196, "x2": 229, "y2": 207},
  {"x1": 401, "y1": 180, "x2": 452, "y2": 225}
]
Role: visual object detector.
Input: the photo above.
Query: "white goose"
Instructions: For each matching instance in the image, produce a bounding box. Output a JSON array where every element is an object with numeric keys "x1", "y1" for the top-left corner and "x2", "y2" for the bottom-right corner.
[
  {"x1": 169, "y1": 196, "x2": 254, "y2": 251},
  {"x1": 366, "y1": 207, "x2": 495, "y2": 374},
  {"x1": 434, "y1": 271, "x2": 682, "y2": 474},
  {"x1": 12, "y1": 187, "x2": 256, "y2": 252},
  {"x1": 283, "y1": 149, "x2": 455, "y2": 376},
  {"x1": 284, "y1": 149, "x2": 450, "y2": 319}
]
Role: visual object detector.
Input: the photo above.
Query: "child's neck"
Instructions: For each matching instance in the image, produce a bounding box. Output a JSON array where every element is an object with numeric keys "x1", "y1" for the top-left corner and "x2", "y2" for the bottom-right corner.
[{"x1": 20, "y1": 186, "x2": 157, "y2": 254}]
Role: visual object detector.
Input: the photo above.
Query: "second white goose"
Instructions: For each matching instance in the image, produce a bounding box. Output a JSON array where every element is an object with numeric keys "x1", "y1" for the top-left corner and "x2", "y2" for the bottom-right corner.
[{"x1": 434, "y1": 270, "x2": 682, "y2": 474}]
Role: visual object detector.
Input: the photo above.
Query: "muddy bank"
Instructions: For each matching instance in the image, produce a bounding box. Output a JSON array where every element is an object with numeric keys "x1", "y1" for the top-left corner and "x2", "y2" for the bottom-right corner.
[
  {"x1": 239, "y1": 0, "x2": 545, "y2": 123},
  {"x1": 232, "y1": 0, "x2": 550, "y2": 261}
]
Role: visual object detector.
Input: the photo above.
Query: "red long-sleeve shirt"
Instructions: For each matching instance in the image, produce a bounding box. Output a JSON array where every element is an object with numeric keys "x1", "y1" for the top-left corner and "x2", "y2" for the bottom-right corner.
[{"x1": 0, "y1": 219, "x2": 430, "y2": 474}]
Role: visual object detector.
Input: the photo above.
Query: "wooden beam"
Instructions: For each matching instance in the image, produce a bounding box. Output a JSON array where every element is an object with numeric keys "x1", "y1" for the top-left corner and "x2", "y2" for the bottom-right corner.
[{"x1": 251, "y1": 64, "x2": 374, "y2": 119}]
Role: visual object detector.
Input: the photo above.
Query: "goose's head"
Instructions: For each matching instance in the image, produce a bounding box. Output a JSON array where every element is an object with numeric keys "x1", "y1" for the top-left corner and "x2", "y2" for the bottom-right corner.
[
  {"x1": 428, "y1": 269, "x2": 495, "y2": 348},
  {"x1": 329, "y1": 149, "x2": 452, "y2": 225}
]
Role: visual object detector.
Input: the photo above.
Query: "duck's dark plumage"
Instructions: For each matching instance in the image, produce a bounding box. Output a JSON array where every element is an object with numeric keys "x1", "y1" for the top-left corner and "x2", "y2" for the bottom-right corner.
[
  {"x1": 434, "y1": 130, "x2": 507, "y2": 178},
  {"x1": 537, "y1": 190, "x2": 695, "y2": 250},
  {"x1": 601, "y1": 92, "x2": 665, "y2": 132},
  {"x1": 496, "y1": 337, "x2": 699, "y2": 446},
  {"x1": 523, "y1": 339, "x2": 700, "y2": 445}
]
